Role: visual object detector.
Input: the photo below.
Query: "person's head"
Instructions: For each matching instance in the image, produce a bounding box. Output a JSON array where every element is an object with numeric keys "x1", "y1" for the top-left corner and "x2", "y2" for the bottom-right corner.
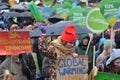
[
  {"x1": 106, "y1": 49, "x2": 120, "y2": 73},
  {"x1": 78, "y1": 33, "x2": 90, "y2": 46},
  {"x1": 61, "y1": 25, "x2": 77, "y2": 48},
  {"x1": 11, "y1": 54, "x2": 19, "y2": 60},
  {"x1": 98, "y1": 38, "x2": 106, "y2": 54},
  {"x1": 10, "y1": 24, "x2": 19, "y2": 31},
  {"x1": 103, "y1": 39, "x2": 116, "y2": 54},
  {"x1": 26, "y1": 25, "x2": 34, "y2": 31},
  {"x1": 82, "y1": 36, "x2": 90, "y2": 46}
]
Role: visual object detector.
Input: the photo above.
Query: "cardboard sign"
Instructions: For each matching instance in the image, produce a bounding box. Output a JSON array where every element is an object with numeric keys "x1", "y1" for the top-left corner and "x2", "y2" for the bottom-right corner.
[
  {"x1": 0, "y1": 31, "x2": 32, "y2": 55},
  {"x1": 95, "y1": 71, "x2": 120, "y2": 80},
  {"x1": 57, "y1": 55, "x2": 88, "y2": 80}
]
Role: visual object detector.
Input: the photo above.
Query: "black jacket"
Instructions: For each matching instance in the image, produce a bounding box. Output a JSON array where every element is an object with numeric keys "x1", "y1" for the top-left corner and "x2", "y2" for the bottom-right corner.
[{"x1": 20, "y1": 53, "x2": 36, "y2": 80}]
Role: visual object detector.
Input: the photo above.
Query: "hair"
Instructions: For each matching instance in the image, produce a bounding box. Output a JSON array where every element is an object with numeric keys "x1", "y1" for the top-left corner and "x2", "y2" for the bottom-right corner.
[
  {"x1": 108, "y1": 57, "x2": 120, "y2": 73},
  {"x1": 98, "y1": 43, "x2": 104, "y2": 54}
]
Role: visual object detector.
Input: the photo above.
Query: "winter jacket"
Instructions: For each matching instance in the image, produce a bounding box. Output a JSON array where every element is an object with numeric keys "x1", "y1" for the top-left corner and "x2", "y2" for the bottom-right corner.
[
  {"x1": 76, "y1": 34, "x2": 93, "y2": 73},
  {"x1": 41, "y1": 36, "x2": 76, "y2": 80},
  {"x1": 0, "y1": 53, "x2": 36, "y2": 80}
]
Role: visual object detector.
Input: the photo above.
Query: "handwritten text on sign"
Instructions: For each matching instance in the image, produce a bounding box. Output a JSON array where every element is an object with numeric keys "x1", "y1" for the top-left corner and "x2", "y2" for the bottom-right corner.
[
  {"x1": 0, "y1": 31, "x2": 32, "y2": 55},
  {"x1": 57, "y1": 55, "x2": 88, "y2": 80}
]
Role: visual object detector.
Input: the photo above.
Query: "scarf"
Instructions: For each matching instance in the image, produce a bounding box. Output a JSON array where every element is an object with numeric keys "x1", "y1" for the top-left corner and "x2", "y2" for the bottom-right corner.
[{"x1": 50, "y1": 36, "x2": 75, "y2": 57}]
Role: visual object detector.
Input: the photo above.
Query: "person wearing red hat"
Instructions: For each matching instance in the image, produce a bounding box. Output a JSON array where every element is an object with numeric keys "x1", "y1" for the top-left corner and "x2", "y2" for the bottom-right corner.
[{"x1": 40, "y1": 25, "x2": 78, "y2": 80}]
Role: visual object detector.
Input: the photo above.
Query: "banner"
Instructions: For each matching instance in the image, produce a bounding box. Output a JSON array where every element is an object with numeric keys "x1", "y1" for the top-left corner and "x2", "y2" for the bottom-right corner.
[
  {"x1": 0, "y1": 31, "x2": 32, "y2": 55},
  {"x1": 95, "y1": 71, "x2": 120, "y2": 80},
  {"x1": 57, "y1": 55, "x2": 88, "y2": 80}
]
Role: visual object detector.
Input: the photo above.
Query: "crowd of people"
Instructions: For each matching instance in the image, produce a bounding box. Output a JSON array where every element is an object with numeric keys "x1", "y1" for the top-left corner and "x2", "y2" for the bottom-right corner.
[{"x1": 0, "y1": 0, "x2": 120, "y2": 80}]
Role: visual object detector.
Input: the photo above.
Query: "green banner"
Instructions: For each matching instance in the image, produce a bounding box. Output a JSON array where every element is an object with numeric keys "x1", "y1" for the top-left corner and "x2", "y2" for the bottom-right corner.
[{"x1": 95, "y1": 71, "x2": 120, "y2": 80}]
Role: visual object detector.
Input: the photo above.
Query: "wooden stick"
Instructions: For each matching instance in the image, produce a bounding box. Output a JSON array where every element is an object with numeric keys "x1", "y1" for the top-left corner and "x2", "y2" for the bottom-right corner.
[
  {"x1": 93, "y1": 45, "x2": 96, "y2": 68},
  {"x1": 85, "y1": 33, "x2": 93, "y2": 55},
  {"x1": 110, "y1": 28, "x2": 114, "y2": 54}
]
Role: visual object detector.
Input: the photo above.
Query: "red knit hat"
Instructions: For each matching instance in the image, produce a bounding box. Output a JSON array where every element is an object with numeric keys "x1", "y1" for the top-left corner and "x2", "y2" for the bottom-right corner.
[{"x1": 61, "y1": 25, "x2": 77, "y2": 42}]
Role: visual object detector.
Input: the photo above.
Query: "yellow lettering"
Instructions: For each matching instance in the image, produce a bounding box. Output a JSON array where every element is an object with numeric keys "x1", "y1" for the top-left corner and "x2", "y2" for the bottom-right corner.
[{"x1": 9, "y1": 32, "x2": 20, "y2": 39}]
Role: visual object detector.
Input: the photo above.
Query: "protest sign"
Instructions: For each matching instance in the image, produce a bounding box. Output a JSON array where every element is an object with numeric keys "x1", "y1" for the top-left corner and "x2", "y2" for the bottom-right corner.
[
  {"x1": 0, "y1": 31, "x2": 32, "y2": 55},
  {"x1": 86, "y1": 8, "x2": 108, "y2": 33},
  {"x1": 100, "y1": 0, "x2": 120, "y2": 27},
  {"x1": 57, "y1": 55, "x2": 88, "y2": 80}
]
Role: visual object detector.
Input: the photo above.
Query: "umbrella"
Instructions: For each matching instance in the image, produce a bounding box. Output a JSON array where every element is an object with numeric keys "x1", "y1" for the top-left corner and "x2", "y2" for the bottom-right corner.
[
  {"x1": 30, "y1": 28, "x2": 42, "y2": 38},
  {"x1": 2, "y1": 12, "x2": 20, "y2": 18},
  {"x1": 46, "y1": 21, "x2": 92, "y2": 35},
  {"x1": 30, "y1": 21, "x2": 92, "y2": 37},
  {"x1": 0, "y1": 5, "x2": 9, "y2": 10},
  {"x1": 19, "y1": 11, "x2": 32, "y2": 17},
  {"x1": 10, "y1": 4, "x2": 29, "y2": 10},
  {"x1": 48, "y1": 16, "x2": 64, "y2": 24}
]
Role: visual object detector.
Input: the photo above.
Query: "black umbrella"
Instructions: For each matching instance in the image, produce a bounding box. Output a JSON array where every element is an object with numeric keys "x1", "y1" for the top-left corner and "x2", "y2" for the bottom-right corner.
[
  {"x1": 30, "y1": 21, "x2": 92, "y2": 37},
  {"x1": 10, "y1": 4, "x2": 29, "y2": 11},
  {"x1": 2, "y1": 12, "x2": 20, "y2": 18},
  {"x1": 46, "y1": 21, "x2": 92, "y2": 35},
  {"x1": 30, "y1": 28, "x2": 42, "y2": 38},
  {"x1": 48, "y1": 16, "x2": 64, "y2": 24},
  {"x1": 19, "y1": 11, "x2": 32, "y2": 17}
]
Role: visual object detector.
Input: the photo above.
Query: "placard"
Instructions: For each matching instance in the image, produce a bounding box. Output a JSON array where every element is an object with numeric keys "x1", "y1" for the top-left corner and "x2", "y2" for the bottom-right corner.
[
  {"x1": 0, "y1": 31, "x2": 32, "y2": 55},
  {"x1": 57, "y1": 55, "x2": 88, "y2": 80}
]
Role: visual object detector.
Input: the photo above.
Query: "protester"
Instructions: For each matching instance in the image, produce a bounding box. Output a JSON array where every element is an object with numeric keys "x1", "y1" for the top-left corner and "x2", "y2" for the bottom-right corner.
[
  {"x1": 41, "y1": 25, "x2": 78, "y2": 80},
  {"x1": 96, "y1": 39, "x2": 116, "y2": 70},
  {"x1": 76, "y1": 33, "x2": 93, "y2": 73},
  {"x1": 0, "y1": 23, "x2": 36, "y2": 80},
  {"x1": 9, "y1": 24, "x2": 19, "y2": 31},
  {"x1": 0, "y1": 53, "x2": 36, "y2": 80},
  {"x1": 95, "y1": 38, "x2": 106, "y2": 59},
  {"x1": 99, "y1": 49, "x2": 120, "y2": 74},
  {"x1": 115, "y1": 31, "x2": 120, "y2": 49}
]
